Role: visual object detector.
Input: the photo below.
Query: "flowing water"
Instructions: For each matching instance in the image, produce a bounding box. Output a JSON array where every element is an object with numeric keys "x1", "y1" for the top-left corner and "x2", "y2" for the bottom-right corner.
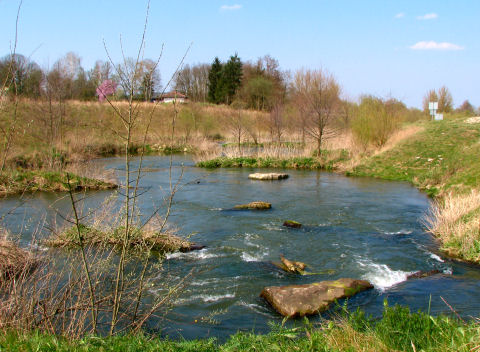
[{"x1": 1, "y1": 155, "x2": 480, "y2": 340}]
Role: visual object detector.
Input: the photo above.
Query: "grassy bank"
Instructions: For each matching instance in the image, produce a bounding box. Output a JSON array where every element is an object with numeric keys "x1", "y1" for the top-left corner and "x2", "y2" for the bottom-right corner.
[
  {"x1": 1, "y1": 304, "x2": 478, "y2": 351},
  {"x1": 198, "y1": 156, "x2": 326, "y2": 169},
  {"x1": 349, "y1": 118, "x2": 480, "y2": 197},
  {"x1": 0, "y1": 170, "x2": 117, "y2": 196},
  {"x1": 197, "y1": 149, "x2": 350, "y2": 170}
]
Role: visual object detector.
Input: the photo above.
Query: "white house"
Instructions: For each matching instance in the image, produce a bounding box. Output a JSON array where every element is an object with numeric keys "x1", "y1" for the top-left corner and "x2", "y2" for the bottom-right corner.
[{"x1": 151, "y1": 90, "x2": 188, "y2": 103}]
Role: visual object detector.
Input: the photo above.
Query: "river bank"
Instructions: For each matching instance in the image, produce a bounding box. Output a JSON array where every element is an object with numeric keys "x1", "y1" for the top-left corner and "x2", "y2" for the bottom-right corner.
[
  {"x1": 1, "y1": 154, "x2": 479, "y2": 351},
  {"x1": 2, "y1": 304, "x2": 478, "y2": 351},
  {"x1": 0, "y1": 170, "x2": 117, "y2": 196}
]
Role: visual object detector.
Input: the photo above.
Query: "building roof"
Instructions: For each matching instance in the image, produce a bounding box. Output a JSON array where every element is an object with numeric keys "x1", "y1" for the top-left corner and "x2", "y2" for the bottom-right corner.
[{"x1": 159, "y1": 90, "x2": 187, "y2": 99}]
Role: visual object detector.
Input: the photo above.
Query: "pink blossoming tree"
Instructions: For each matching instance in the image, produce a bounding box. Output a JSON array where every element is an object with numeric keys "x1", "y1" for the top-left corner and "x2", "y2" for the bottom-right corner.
[{"x1": 96, "y1": 79, "x2": 117, "y2": 102}]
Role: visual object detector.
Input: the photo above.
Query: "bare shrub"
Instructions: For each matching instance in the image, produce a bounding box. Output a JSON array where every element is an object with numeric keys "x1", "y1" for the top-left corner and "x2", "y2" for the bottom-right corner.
[{"x1": 0, "y1": 232, "x2": 38, "y2": 282}]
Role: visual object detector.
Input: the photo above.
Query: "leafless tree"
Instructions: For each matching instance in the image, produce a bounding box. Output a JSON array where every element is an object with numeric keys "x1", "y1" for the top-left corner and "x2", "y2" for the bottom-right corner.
[
  {"x1": 457, "y1": 100, "x2": 475, "y2": 115},
  {"x1": 174, "y1": 63, "x2": 209, "y2": 102},
  {"x1": 0, "y1": 1, "x2": 22, "y2": 173},
  {"x1": 422, "y1": 87, "x2": 453, "y2": 114},
  {"x1": 422, "y1": 89, "x2": 438, "y2": 114},
  {"x1": 227, "y1": 101, "x2": 247, "y2": 155},
  {"x1": 291, "y1": 68, "x2": 341, "y2": 155},
  {"x1": 268, "y1": 102, "x2": 285, "y2": 144},
  {"x1": 90, "y1": 60, "x2": 113, "y2": 86},
  {"x1": 437, "y1": 86, "x2": 453, "y2": 113}
]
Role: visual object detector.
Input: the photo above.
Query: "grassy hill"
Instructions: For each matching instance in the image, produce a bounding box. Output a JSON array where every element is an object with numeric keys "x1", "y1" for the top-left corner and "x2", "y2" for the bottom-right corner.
[{"x1": 350, "y1": 117, "x2": 480, "y2": 197}]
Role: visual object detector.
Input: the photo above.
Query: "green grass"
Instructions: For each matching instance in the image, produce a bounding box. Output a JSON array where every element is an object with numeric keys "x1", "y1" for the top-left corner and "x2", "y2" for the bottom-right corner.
[
  {"x1": 349, "y1": 119, "x2": 480, "y2": 197},
  {"x1": 0, "y1": 170, "x2": 117, "y2": 196},
  {"x1": 197, "y1": 156, "x2": 326, "y2": 170},
  {"x1": 1, "y1": 304, "x2": 478, "y2": 351},
  {"x1": 197, "y1": 149, "x2": 351, "y2": 171}
]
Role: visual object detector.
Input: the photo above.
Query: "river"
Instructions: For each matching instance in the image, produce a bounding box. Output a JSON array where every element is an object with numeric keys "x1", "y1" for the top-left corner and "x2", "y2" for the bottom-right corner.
[{"x1": 1, "y1": 155, "x2": 480, "y2": 340}]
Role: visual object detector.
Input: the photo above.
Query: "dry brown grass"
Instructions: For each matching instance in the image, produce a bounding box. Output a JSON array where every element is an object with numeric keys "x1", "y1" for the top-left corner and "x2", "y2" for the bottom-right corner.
[
  {"x1": 323, "y1": 131, "x2": 355, "y2": 151},
  {"x1": 0, "y1": 224, "x2": 191, "y2": 336},
  {"x1": 335, "y1": 124, "x2": 423, "y2": 172},
  {"x1": 195, "y1": 129, "x2": 355, "y2": 162},
  {"x1": 375, "y1": 124, "x2": 424, "y2": 155},
  {"x1": 45, "y1": 225, "x2": 191, "y2": 253},
  {"x1": 0, "y1": 99, "x2": 273, "y2": 170},
  {"x1": 424, "y1": 190, "x2": 480, "y2": 262},
  {"x1": 0, "y1": 233, "x2": 38, "y2": 281},
  {"x1": 44, "y1": 197, "x2": 192, "y2": 253}
]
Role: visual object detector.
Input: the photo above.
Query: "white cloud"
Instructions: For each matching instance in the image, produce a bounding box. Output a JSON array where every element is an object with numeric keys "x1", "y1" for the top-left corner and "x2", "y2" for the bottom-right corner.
[
  {"x1": 410, "y1": 41, "x2": 464, "y2": 51},
  {"x1": 394, "y1": 12, "x2": 405, "y2": 19},
  {"x1": 220, "y1": 4, "x2": 242, "y2": 11},
  {"x1": 417, "y1": 13, "x2": 438, "y2": 20}
]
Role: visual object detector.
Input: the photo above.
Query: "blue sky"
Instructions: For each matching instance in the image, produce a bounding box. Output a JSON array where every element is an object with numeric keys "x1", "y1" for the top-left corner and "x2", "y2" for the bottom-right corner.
[{"x1": 0, "y1": 0, "x2": 478, "y2": 108}]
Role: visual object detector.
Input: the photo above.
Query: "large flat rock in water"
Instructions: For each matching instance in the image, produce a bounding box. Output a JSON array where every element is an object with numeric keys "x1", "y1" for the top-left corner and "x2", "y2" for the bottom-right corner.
[
  {"x1": 248, "y1": 173, "x2": 289, "y2": 180},
  {"x1": 260, "y1": 278, "x2": 373, "y2": 317},
  {"x1": 234, "y1": 201, "x2": 272, "y2": 210}
]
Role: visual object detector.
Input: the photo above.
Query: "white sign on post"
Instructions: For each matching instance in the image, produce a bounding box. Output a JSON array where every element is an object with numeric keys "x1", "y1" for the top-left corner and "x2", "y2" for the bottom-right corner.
[{"x1": 429, "y1": 101, "x2": 439, "y2": 120}]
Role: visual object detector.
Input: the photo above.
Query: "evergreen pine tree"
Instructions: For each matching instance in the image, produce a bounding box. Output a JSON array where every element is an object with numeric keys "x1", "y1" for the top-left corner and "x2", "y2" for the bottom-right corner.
[
  {"x1": 208, "y1": 57, "x2": 222, "y2": 103},
  {"x1": 216, "y1": 54, "x2": 242, "y2": 105}
]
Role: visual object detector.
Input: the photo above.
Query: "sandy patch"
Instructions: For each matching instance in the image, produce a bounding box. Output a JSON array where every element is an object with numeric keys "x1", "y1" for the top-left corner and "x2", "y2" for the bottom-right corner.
[{"x1": 465, "y1": 116, "x2": 480, "y2": 124}]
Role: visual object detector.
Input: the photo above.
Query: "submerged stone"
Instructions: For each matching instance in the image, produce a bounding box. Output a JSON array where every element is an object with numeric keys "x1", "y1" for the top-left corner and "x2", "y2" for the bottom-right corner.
[
  {"x1": 272, "y1": 255, "x2": 307, "y2": 274},
  {"x1": 234, "y1": 201, "x2": 272, "y2": 210},
  {"x1": 283, "y1": 220, "x2": 302, "y2": 229},
  {"x1": 260, "y1": 278, "x2": 373, "y2": 317},
  {"x1": 407, "y1": 269, "x2": 442, "y2": 280},
  {"x1": 179, "y1": 244, "x2": 206, "y2": 253},
  {"x1": 248, "y1": 173, "x2": 289, "y2": 180}
]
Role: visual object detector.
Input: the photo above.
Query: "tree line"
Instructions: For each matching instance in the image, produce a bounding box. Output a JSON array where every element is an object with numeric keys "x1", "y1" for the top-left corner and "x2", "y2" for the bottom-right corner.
[
  {"x1": 0, "y1": 52, "x2": 161, "y2": 101},
  {"x1": 176, "y1": 54, "x2": 477, "y2": 115},
  {"x1": 1, "y1": 50, "x2": 477, "y2": 119},
  {"x1": 2, "y1": 50, "x2": 478, "y2": 157}
]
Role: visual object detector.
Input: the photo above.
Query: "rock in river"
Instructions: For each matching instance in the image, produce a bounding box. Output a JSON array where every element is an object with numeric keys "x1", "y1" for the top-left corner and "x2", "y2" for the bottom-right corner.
[
  {"x1": 407, "y1": 269, "x2": 441, "y2": 280},
  {"x1": 260, "y1": 278, "x2": 373, "y2": 317},
  {"x1": 283, "y1": 220, "x2": 302, "y2": 229},
  {"x1": 179, "y1": 244, "x2": 206, "y2": 253},
  {"x1": 248, "y1": 173, "x2": 289, "y2": 180},
  {"x1": 234, "y1": 201, "x2": 272, "y2": 210},
  {"x1": 272, "y1": 255, "x2": 307, "y2": 274}
]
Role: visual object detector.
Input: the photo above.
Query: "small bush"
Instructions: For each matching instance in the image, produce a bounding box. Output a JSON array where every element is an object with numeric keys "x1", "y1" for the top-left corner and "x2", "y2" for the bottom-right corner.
[{"x1": 351, "y1": 96, "x2": 401, "y2": 149}]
